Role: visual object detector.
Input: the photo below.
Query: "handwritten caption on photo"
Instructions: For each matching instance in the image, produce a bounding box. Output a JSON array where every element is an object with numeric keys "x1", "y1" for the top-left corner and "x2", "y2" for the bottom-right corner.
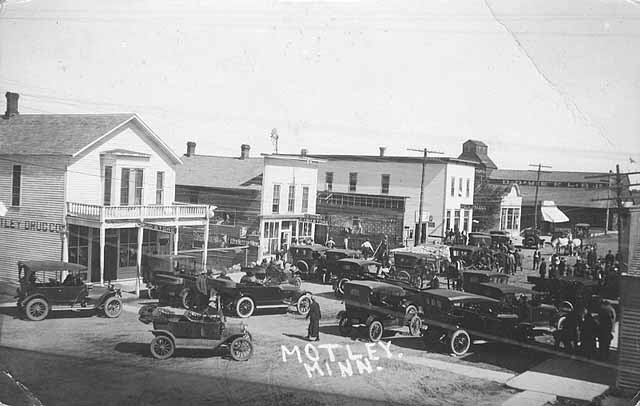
[{"x1": 281, "y1": 342, "x2": 402, "y2": 378}]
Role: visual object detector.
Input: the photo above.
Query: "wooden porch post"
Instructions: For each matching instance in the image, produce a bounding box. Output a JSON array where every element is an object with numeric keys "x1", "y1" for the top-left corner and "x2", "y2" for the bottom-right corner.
[
  {"x1": 99, "y1": 225, "x2": 106, "y2": 285},
  {"x1": 173, "y1": 222, "x2": 179, "y2": 255},
  {"x1": 202, "y1": 210, "x2": 210, "y2": 272},
  {"x1": 136, "y1": 225, "x2": 143, "y2": 297}
]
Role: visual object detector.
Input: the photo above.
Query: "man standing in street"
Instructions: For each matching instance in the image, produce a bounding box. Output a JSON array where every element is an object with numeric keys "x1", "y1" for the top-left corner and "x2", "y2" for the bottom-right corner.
[
  {"x1": 539, "y1": 258, "x2": 547, "y2": 279},
  {"x1": 306, "y1": 295, "x2": 321, "y2": 342},
  {"x1": 533, "y1": 249, "x2": 541, "y2": 270},
  {"x1": 598, "y1": 299, "x2": 616, "y2": 360}
]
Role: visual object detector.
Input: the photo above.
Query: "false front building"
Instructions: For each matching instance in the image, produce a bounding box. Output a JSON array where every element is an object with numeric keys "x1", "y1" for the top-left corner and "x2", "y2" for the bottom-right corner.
[{"x1": 0, "y1": 92, "x2": 209, "y2": 288}]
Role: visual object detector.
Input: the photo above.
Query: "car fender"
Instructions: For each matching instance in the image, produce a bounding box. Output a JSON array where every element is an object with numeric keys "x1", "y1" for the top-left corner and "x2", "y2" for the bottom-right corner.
[
  {"x1": 151, "y1": 329, "x2": 176, "y2": 343},
  {"x1": 19, "y1": 293, "x2": 48, "y2": 308},
  {"x1": 223, "y1": 333, "x2": 248, "y2": 345},
  {"x1": 96, "y1": 290, "x2": 119, "y2": 307},
  {"x1": 365, "y1": 315, "x2": 378, "y2": 326}
]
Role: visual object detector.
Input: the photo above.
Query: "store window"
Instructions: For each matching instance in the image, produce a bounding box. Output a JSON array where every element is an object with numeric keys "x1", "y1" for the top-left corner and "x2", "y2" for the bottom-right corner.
[
  {"x1": 263, "y1": 221, "x2": 280, "y2": 256},
  {"x1": 155, "y1": 171, "x2": 164, "y2": 205},
  {"x1": 325, "y1": 172, "x2": 333, "y2": 191},
  {"x1": 500, "y1": 207, "x2": 521, "y2": 231},
  {"x1": 302, "y1": 186, "x2": 309, "y2": 213},
  {"x1": 454, "y1": 210, "x2": 461, "y2": 231},
  {"x1": 103, "y1": 166, "x2": 112, "y2": 206},
  {"x1": 288, "y1": 185, "x2": 296, "y2": 212},
  {"x1": 381, "y1": 174, "x2": 390, "y2": 194},
  {"x1": 68, "y1": 225, "x2": 89, "y2": 266},
  {"x1": 445, "y1": 210, "x2": 452, "y2": 231},
  {"x1": 272, "y1": 184, "x2": 281, "y2": 214},
  {"x1": 11, "y1": 165, "x2": 21, "y2": 206},
  {"x1": 349, "y1": 172, "x2": 358, "y2": 192},
  {"x1": 298, "y1": 222, "x2": 313, "y2": 240},
  {"x1": 463, "y1": 210, "x2": 471, "y2": 232},
  {"x1": 119, "y1": 229, "x2": 139, "y2": 268}
]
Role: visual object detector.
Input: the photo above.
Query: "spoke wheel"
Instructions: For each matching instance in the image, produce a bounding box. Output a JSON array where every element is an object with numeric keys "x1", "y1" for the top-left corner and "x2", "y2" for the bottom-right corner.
[
  {"x1": 292, "y1": 276, "x2": 302, "y2": 288},
  {"x1": 368, "y1": 320, "x2": 383, "y2": 342},
  {"x1": 150, "y1": 335, "x2": 174, "y2": 360},
  {"x1": 181, "y1": 289, "x2": 196, "y2": 310},
  {"x1": 235, "y1": 297, "x2": 255, "y2": 318},
  {"x1": 104, "y1": 296, "x2": 123, "y2": 318},
  {"x1": 409, "y1": 315, "x2": 423, "y2": 337},
  {"x1": 296, "y1": 296, "x2": 311, "y2": 316},
  {"x1": 229, "y1": 337, "x2": 254, "y2": 361},
  {"x1": 25, "y1": 298, "x2": 49, "y2": 321},
  {"x1": 450, "y1": 329, "x2": 471, "y2": 356}
]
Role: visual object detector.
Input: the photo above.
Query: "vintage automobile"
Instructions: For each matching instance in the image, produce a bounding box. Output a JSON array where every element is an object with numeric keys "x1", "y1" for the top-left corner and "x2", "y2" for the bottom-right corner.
[
  {"x1": 449, "y1": 245, "x2": 484, "y2": 268},
  {"x1": 337, "y1": 280, "x2": 423, "y2": 342},
  {"x1": 464, "y1": 282, "x2": 562, "y2": 334},
  {"x1": 412, "y1": 289, "x2": 534, "y2": 356},
  {"x1": 16, "y1": 261, "x2": 123, "y2": 321},
  {"x1": 521, "y1": 228, "x2": 543, "y2": 249},
  {"x1": 288, "y1": 244, "x2": 328, "y2": 281},
  {"x1": 573, "y1": 223, "x2": 591, "y2": 240},
  {"x1": 390, "y1": 251, "x2": 441, "y2": 289},
  {"x1": 324, "y1": 248, "x2": 361, "y2": 283},
  {"x1": 467, "y1": 232, "x2": 493, "y2": 248},
  {"x1": 461, "y1": 270, "x2": 509, "y2": 292},
  {"x1": 526, "y1": 275, "x2": 617, "y2": 314},
  {"x1": 142, "y1": 254, "x2": 203, "y2": 306},
  {"x1": 248, "y1": 264, "x2": 303, "y2": 288},
  {"x1": 138, "y1": 304, "x2": 253, "y2": 361},
  {"x1": 209, "y1": 277, "x2": 313, "y2": 318},
  {"x1": 331, "y1": 258, "x2": 383, "y2": 296}
]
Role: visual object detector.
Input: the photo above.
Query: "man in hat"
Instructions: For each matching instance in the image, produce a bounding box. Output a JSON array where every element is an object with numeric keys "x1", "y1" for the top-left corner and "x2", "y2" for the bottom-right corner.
[
  {"x1": 598, "y1": 299, "x2": 616, "y2": 360},
  {"x1": 306, "y1": 295, "x2": 321, "y2": 341}
]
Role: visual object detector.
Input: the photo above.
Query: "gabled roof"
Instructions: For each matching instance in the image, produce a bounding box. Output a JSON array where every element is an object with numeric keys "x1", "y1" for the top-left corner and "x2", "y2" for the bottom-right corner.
[
  {"x1": 489, "y1": 169, "x2": 610, "y2": 183},
  {"x1": 0, "y1": 113, "x2": 182, "y2": 164},
  {"x1": 176, "y1": 154, "x2": 264, "y2": 190},
  {"x1": 0, "y1": 114, "x2": 133, "y2": 155}
]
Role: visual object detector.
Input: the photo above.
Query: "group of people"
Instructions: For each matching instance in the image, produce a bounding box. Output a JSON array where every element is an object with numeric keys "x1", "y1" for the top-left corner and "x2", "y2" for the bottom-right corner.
[
  {"x1": 535, "y1": 248, "x2": 622, "y2": 286},
  {"x1": 444, "y1": 228, "x2": 468, "y2": 245},
  {"x1": 555, "y1": 299, "x2": 617, "y2": 360}
]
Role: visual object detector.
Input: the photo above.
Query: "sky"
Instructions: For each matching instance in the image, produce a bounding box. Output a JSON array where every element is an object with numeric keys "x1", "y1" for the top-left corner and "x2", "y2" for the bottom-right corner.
[{"x1": 0, "y1": 0, "x2": 639, "y2": 174}]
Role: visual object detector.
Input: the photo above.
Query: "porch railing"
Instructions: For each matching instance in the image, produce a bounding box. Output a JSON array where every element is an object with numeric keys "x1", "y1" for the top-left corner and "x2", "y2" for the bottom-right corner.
[{"x1": 67, "y1": 202, "x2": 208, "y2": 221}]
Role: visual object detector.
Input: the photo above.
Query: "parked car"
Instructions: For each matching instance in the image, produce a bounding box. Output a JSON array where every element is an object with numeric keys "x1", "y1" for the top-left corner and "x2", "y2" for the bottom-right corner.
[
  {"x1": 324, "y1": 249, "x2": 361, "y2": 283},
  {"x1": 461, "y1": 270, "x2": 509, "y2": 292},
  {"x1": 210, "y1": 277, "x2": 313, "y2": 318},
  {"x1": 16, "y1": 261, "x2": 123, "y2": 321},
  {"x1": 521, "y1": 228, "x2": 543, "y2": 249},
  {"x1": 411, "y1": 289, "x2": 534, "y2": 356},
  {"x1": 463, "y1": 282, "x2": 561, "y2": 334},
  {"x1": 142, "y1": 254, "x2": 203, "y2": 306},
  {"x1": 331, "y1": 258, "x2": 383, "y2": 295},
  {"x1": 526, "y1": 275, "x2": 617, "y2": 314},
  {"x1": 251, "y1": 264, "x2": 302, "y2": 288},
  {"x1": 138, "y1": 304, "x2": 253, "y2": 361},
  {"x1": 467, "y1": 232, "x2": 493, "y2": 248},
  {"x1": 288, "y1": 244, "x2": 328, "y2": 280},
  {"x1": 337, "y1": 280, "x2": 422, "y2": 342},
  {"x1": 390, "y1": 251, "x2": 441, "y2": 289}
]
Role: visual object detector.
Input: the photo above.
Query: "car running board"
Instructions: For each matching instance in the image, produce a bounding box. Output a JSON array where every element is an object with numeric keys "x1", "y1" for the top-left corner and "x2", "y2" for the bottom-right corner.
[
  {"x1": 51, "y1": 304, "x2": 98, "y2": 311},
  {"x1": 256, "y1": 304, "x2": 289, "y2": 309}
]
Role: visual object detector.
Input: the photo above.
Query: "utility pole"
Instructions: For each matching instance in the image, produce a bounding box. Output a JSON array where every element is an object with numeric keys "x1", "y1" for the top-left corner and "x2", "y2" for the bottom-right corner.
[
  {"x1": 605, "y1": 170, "x2": 612, "y2": 235},
  {"x1": 408, "y1": 147, "x2": 444, "y2": 245},
  {"x1": 528, "y1": 163, "x2": 552, "y2": 230}
]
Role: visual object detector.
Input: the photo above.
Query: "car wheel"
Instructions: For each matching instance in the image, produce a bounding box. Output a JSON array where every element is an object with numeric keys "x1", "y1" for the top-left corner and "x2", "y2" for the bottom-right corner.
[
  {"x1": 150, "y1": 335, "x2": 174, "y2": 360},
  {"x1": 398, "y1": 271, "x2": 411, "y2": 283},
  {"x1": 25, "y1": 298, "x2": 49, "y2": 321},
  {"x1": 405, "y1": 304, "x2": 418, "y2": 316},
  {"x1": 292, "y1": 276, "x2": 302, "y2": 288},
  {"x1": 103, "y1": 296, "x2": 123, "y2": 318},
  {"x1": 556, "y1": 315, "x2": 567, "y2": 331},
  {"x1": 338, "y1": 315, "x2": 351, "y2": 336},
  {"x1": 449, "y1": 329, "x2": 471, "y2": 356},
  {"x1": 180, "y1": 289, "x2": 196, "y2": 310},
  {"x1": 296, "y1": 261, "x2": 309, "y2": 274},
  {"x1": 235, "y1": 297, "x2": 255, "y2": 318},
  {"x1": 296, "y1": 295, "x2": 311, "y2": 316},
  {"x1": 368, "y1": 320, "x2": 384, "y2": 342},
  {"x1": 413, "y1": 276, "x2": 424, "y2": 290},
  {"x1": 408, "y1": 315, "x2": 422, "y2": 337},
  {"x1": 229, "y1": 337, "x2": 253, "y2": 361},
  {"x1": 337, "y1": 278, "x2": 349, "y2": 296}
]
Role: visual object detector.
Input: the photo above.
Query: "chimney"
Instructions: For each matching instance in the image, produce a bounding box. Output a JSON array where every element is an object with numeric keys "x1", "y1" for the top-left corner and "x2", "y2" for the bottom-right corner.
[
  {"x1": 240, "y1": 144, "x2": 251, "y2": 160},
  {"x1": 379, "y1": 146, "x2": 386, "y2": 157},
  {"x1": 185, "y1": 141, "x2": 196, "y2": 157},
  {"x1": 4, "y1": 92, "x2": 19, "y2": 118},
  {"x1": 301, "y1": 148, "x2": 308, "y2": 157}
]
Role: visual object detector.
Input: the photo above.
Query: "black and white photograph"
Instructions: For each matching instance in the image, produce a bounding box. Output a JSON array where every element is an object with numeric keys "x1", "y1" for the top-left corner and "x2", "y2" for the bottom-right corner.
[{"x1": 1, "y1": 1, "x2": 640, "y2": 405}]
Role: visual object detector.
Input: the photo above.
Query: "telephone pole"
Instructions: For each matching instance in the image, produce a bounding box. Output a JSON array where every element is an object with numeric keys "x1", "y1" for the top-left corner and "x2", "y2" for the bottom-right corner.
[
  {"x1": 408, "y1": 147, "x2": 444, "y2": 245},
  {"x1": 528, "y1": 163, "x2": 552, "y2": 230}
]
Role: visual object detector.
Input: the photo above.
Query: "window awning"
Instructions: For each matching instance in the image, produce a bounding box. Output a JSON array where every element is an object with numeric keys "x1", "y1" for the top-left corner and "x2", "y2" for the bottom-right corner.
[{"x1": 540, "y1": 201, "x2": 569, "y2": 223}]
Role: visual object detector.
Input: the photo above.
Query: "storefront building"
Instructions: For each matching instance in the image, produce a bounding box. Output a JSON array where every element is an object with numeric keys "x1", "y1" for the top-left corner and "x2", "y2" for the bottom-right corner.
[
  {"x1": 0, "y1": 93, "x2": 209, "y2": 287},
  {"x1": 258, "y1": 155, "x2": 325, "y2": 261}
]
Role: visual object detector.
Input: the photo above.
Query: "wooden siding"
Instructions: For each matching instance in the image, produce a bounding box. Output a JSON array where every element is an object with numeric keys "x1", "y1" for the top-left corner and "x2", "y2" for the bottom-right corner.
[
  {"x1": 67, "y1": 121, "x2": 177, "y2": 206},
  {"x1": 0, "y1": 155, "x2": 67, "y2": 286},
  {"x1": 617, "y1": 275, "x2": 640, "y2": 391}
]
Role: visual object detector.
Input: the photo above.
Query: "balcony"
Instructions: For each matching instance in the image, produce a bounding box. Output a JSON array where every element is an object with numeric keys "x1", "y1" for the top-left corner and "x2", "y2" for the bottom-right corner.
[{"x1": 66, "y1": 201, "x2": 209, "y2": 222}]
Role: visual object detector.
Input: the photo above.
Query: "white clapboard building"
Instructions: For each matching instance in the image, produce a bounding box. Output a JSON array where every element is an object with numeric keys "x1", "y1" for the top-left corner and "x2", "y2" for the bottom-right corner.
[{"x1": 0, "y1": 92, "x2": 210, "y2": 287}]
